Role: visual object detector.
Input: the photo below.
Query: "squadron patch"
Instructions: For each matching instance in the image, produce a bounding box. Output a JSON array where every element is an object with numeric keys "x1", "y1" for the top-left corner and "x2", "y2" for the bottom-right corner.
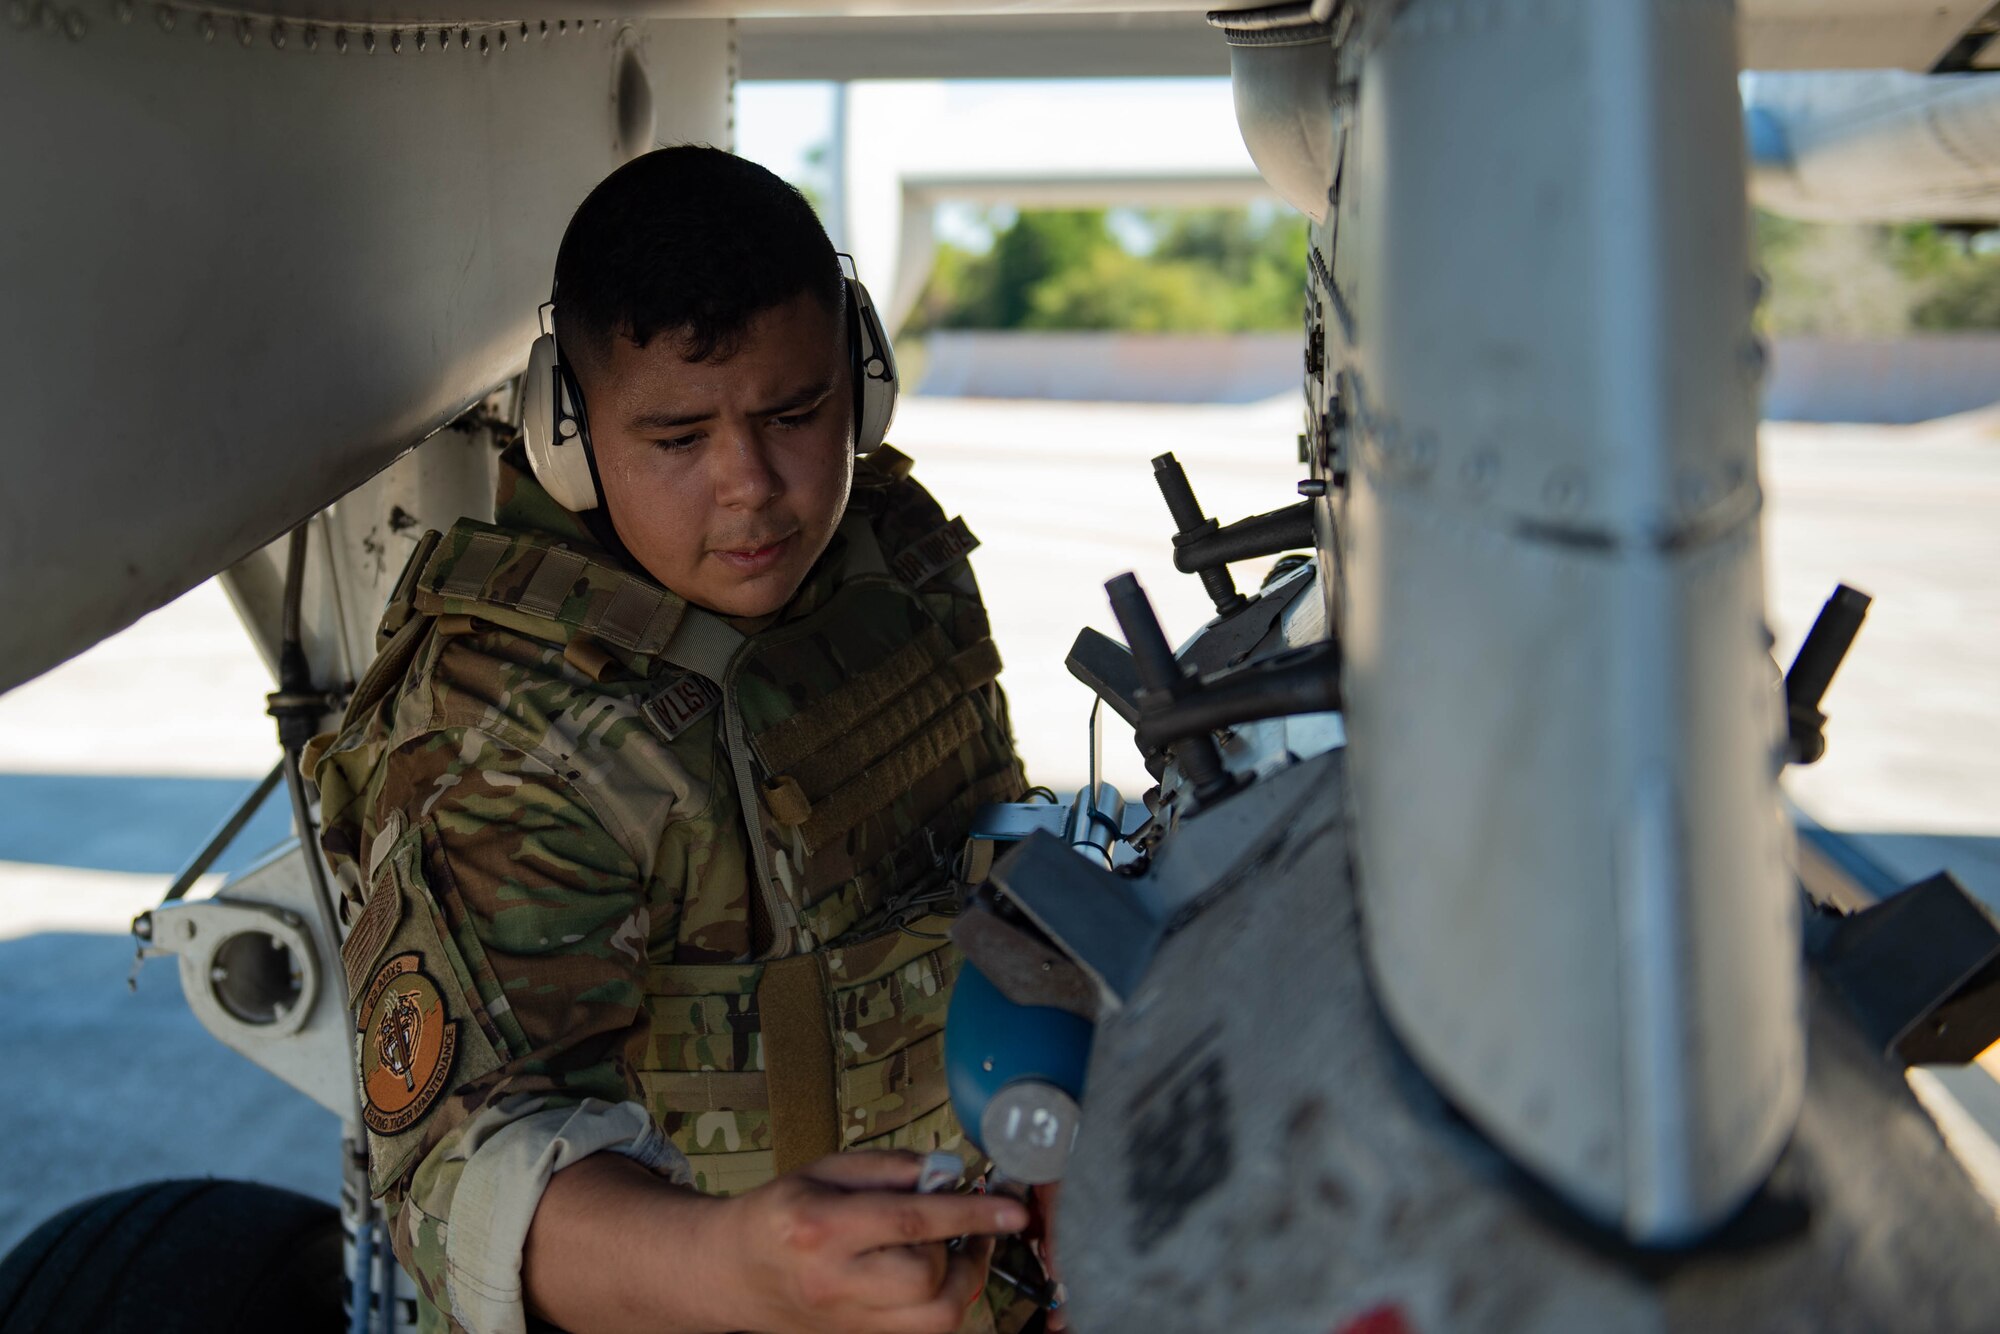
[
  {"x1": 643, "y1": 672, "x2": 723, "y2": 742},
  {"x1": 890, "y1": 517, "x2": 980, "y2": 588},
  {"x1": 357, "y1": 953, "x2": 459, "y2": 1136}
]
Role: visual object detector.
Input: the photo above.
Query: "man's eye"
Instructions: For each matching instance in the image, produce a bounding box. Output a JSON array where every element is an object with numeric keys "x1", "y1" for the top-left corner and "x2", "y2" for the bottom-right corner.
[
  {"x1": 651, "y1": 434, "x2": 699, "y2": 453},
  {"x1": 772, "y1": 404, "x2": 823, "y2": 431}
]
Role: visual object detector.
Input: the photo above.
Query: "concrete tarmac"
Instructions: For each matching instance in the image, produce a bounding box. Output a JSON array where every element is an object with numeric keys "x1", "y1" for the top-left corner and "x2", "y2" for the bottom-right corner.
[{"x1": 0, "y1": 395, "x2": 1994, "y2": 1257}]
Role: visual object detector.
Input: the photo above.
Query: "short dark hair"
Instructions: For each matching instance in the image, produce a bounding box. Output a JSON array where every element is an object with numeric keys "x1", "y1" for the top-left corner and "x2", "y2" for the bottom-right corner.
[{"x1": 553, "y1": 145, "x2": 842, "y2": 368}]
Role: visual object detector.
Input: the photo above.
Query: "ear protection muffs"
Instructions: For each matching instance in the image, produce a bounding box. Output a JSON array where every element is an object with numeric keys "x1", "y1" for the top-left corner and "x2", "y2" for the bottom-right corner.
[
  {"x1": 846, "y1": 267, "x2": 900, "y2": 457},
  {"x1": 522, "y1": 261, "x2": 901, "y2": 514},
  {"x1": 521, "y1": 320, "x2": 601, "y2": 513}
]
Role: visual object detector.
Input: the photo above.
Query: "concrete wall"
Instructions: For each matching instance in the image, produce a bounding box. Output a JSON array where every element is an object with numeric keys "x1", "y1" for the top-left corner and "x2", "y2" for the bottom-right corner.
[
  {"x1": 1766, "y1": 335, "x2": 2000, "y2": 424},
  {"x1": 913, "y1": 330, "x2": 2000, "y2": 424},
  {"x1": 914, "y1": 331, "x2": 1301, "y2": 404}
]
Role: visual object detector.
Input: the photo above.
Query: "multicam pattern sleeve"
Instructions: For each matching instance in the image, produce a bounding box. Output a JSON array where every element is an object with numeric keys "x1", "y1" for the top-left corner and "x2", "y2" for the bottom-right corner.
[
  {"x1": 324, "y1": 626, "x2": 717, "y2": 1334},
  {"x1": 353, "y1": 723, "x2": 700, "y2": 1333}
]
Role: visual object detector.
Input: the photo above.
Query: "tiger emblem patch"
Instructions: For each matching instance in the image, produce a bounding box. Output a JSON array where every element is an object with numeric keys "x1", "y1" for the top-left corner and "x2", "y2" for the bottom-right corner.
[{"x1": 357, "y1": 953, "x2": 459, "y2": 1135}]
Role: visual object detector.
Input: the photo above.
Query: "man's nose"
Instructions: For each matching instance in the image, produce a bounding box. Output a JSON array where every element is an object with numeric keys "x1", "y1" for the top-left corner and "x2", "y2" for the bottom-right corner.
[{"x1": 712, "y1": 428, "x2": 781, "y2": 509}]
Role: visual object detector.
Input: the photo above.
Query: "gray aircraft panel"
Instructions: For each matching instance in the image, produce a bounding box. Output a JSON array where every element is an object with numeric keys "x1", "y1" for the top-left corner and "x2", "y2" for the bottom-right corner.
[
  {"x1": 0, "y1": 15, "x2": 730, "y2": 695},
  {"x1": 19, "y1": 1, "x2": 1968, "y2": 72}
]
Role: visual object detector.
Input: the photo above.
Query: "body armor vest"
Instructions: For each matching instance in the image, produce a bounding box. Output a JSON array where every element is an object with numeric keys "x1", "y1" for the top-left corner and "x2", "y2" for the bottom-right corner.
[
  {"x1": 338, "y1": 452, "x2": 1024, "y2": 1198},
  {"x1": 635, "y1": 526, "x2": 1024, "y2": 1193}
]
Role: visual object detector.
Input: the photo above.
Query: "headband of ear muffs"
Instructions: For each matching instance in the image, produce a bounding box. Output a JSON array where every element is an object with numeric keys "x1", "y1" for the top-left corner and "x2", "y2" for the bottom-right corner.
[{"x1": 522, "y1": 265, "x2": 900, "y2": 514}]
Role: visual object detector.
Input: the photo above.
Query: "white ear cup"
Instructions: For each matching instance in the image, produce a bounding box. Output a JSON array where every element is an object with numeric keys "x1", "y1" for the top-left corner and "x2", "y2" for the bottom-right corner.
[
  {"x1": 848, "y1": 278, "x2": 898, "y2": 454},
  {"x1": 521, "y1": 331, "x2": 602, "y2": 512}
]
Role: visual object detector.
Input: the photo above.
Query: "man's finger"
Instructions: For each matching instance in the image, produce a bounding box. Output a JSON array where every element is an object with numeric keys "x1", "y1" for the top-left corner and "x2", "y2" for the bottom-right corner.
[
  {"x1": 826, "y1": 1189, "x2": 1029, "y2": 1254},
  {"x1": 797, "y1": 1149, "x2": 924, "y2": 1192},
  {"x1": 846, "y1": 1239, "x2": 952, "y2": 1306},
  {"x1": 872, "y1": 1243, "x2": 995, "y2": 1334}
]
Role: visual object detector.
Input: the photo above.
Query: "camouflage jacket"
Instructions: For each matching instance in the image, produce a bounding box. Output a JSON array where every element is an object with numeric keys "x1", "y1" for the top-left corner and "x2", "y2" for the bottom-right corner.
[{"x1": 311, "y1": 446, "x2": 1029, "y2": 1334}]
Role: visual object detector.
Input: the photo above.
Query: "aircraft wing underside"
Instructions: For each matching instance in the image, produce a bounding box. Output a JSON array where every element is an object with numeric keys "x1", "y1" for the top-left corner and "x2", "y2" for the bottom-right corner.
[{"x1": 1, "y1": 0, "x2": 1991, "y2": 692}]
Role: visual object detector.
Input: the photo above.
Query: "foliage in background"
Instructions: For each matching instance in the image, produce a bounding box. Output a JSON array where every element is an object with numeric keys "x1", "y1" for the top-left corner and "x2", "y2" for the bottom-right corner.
[
  {"x1": 906, "y1": 207, "x2": 1309, "y2": 334},
  {"x1": 1754, "y1": 212, "x2": 2000, "y2": 335}
]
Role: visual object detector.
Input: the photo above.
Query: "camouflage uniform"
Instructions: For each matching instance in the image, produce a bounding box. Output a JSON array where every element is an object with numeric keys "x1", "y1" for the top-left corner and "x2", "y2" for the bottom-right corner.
[{"x1": 311, "y1": 445, "x2": 1033, "y2": 1333}]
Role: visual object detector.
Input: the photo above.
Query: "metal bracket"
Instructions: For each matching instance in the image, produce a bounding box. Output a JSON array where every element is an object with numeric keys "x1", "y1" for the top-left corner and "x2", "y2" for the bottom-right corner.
[{"x1": 1807, "y1": 871, "x2": 2000, "y2": 1065}]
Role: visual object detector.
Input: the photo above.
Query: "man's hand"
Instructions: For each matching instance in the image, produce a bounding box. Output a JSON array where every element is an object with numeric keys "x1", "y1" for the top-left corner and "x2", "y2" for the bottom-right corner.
[
  {"x1": 522, "y1": 1149, "x2": 1025, "y2": 1334},
  {"x1": 720, "y1": 1152, "x2": 1023, "y2": 1334}
]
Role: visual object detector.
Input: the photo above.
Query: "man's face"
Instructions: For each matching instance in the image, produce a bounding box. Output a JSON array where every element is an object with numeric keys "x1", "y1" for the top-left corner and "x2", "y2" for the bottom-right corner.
[{"x1": 578, "y1": 292, "x2": 853, "y2": 618}]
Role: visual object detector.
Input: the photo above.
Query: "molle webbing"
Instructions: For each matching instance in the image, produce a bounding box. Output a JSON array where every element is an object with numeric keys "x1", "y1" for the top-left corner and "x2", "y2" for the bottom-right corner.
[
  {"x1": 797, "y1": 701, "x2": 979, "y2": 853},
  {"x1": 639, "y1": 919, "x2": 966, "y2": 1197},
  {"x1": 413, "y1": 522, "x2": 688, "y2": 655},
  {"x1": 757, "y1": 629, "x2": 1005, "y2": 853}
]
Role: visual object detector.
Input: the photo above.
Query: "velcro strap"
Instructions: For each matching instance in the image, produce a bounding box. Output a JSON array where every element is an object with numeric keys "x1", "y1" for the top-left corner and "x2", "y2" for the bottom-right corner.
[
  {"x1": 588, "y1": 578, "x2": 682, "y2": 653},
  {"x1": 946, "y1": 638, "x2": 1003, "y2": 693},
  {"x1": 757, "y1": 954, "x2": 841, "y2": 1175},
  {"x1": 518, "y1": 547, "x2": 588, "y2": 617},
  {"x1": 436, "y1": 531, "x2": 509, "y2": 599},
  {"x1": 764, "y1": 775, "x2": 812, "y2": 828},
  {"x1": 562, "y1": 633, "x2": 618, "y2": 683}
]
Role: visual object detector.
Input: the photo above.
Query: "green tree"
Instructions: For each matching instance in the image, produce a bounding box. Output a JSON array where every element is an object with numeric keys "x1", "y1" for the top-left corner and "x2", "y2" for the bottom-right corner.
[
  {"x1": 1751, "y1": 211, "x2": 2000, "y2": 335},
  {"x1": 906, "y1": 205, "x2": 1308, "y2": 334},
  {"x1": 987, "y1": 210, "x2": 1117, "y2": 327}
]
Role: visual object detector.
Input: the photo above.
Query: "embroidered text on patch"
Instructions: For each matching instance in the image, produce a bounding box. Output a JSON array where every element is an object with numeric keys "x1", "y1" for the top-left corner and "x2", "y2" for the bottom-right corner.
[
  {"x1": 890, "y1": 517, "x2": 980, "y2": 588},
  {"x1": 358, "y1": 953, "x2": 460, "y2": 1136},
  {"x1": 643, "y1": 673, "x2": 723, "y2": 741}
]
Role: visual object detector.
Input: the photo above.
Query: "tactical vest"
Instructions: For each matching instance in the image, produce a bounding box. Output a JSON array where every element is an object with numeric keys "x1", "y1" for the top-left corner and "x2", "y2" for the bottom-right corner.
[
  {"x1": 339, "y1": 455, "x2": 1024, "y2": 1198},
  {"x1": 623, "y1": 538, "x2": 1024, "y2": 1192}
]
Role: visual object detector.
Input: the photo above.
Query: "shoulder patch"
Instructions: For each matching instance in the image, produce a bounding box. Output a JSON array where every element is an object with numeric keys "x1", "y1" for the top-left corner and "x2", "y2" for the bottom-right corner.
[
  {"x1": 643, "y1": 673, "x2": 723, "y2": 742},
  {"x1": 358, "y1": 953, "x2": 460, "y2": 1136},
  {"x1": 890, "y1": 517, "x2": 980, "y2": 588}
]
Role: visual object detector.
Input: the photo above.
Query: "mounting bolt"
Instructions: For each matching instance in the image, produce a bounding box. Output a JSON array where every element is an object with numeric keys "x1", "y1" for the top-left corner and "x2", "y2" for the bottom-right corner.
[
  {"x1": 269, "y1": 20, "x2": 283, "y2": 47},
  {"x1": 1298, "y1": 478, "x2": 1328, "y2": 498}
]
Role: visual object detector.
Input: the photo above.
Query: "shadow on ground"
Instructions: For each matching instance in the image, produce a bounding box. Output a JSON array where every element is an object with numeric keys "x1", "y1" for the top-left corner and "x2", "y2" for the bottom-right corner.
[
  {"x1": 0, "y1": 929, "x2": 337, "y2": 1257},
  {"x1": 0, "y1": 773, "x2": 294, "y2": 876}
]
